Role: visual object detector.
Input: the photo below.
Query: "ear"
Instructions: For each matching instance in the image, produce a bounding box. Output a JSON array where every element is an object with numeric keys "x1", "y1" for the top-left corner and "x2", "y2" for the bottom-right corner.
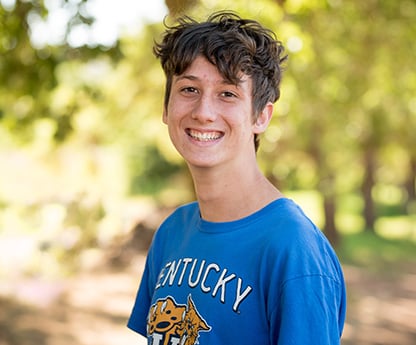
[{"x1": 253, "y1": 102, "x2": 274, "y2": 134}]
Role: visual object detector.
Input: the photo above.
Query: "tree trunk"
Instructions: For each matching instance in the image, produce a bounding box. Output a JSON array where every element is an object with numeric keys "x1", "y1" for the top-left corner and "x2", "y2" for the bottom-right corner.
[
  {"x1": 361, "y1": 148, "x2": 377, "y2": 232},
  {"x1": 405, "y1": 156, "x2": 416, "y2": 205},
  {"x1": 323, "y1": 191, "x2": 339, "y2": 246},
  {"x1": 165, "y1": 0, "x2": 197, "y2": 15},
  {"x1": 309, "y1": 130, "x2": 340, "y2": 246}
]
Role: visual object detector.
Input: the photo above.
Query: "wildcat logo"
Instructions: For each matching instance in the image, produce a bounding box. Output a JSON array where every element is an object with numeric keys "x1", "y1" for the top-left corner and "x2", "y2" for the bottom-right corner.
[{"x1": 147, "y1": 295, "x2": 211, "y2": 345}]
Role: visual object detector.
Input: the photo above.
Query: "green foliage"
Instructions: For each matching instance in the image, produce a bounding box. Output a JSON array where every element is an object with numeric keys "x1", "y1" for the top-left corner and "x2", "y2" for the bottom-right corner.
[
  {"x1": 1, "y1": 0, "x2": 416, "y2": 273},
  {"x1": 129, "y1": 146, "x2": 183, "y2": 195},
  {"x1": 0, "y1": 0, "x2": 122, "y2": 144}
]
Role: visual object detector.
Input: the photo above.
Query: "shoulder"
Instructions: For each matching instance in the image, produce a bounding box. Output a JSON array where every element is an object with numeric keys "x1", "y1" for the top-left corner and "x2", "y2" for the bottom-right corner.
[
  {"x1": 146, "y1": 201, "x2": 199, "y2": 263},
  {"x1": 160, "y1": 201, "x2": 199, "y2": 228},
  {"x1": 262, "y1": 199, "x2": 344, "y2": 281},
  {"x1": 151, "y1": 201, "x2": 199, "y2": 242},
  {"x1": 259, "y1": 198, "x2": 320, "y2": 242}
]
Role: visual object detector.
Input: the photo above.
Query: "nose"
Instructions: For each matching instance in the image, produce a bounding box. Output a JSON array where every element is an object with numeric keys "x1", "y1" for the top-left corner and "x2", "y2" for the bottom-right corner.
[{"x1": 191, "y1": 95, "x2": 217, "y2": 123}]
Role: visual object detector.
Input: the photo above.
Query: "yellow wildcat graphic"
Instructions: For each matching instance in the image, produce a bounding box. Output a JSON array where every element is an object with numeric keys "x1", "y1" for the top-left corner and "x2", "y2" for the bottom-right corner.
[
  {"x1": 179, "y1": 296, "x2": 211, "y2": 345},
  {"x1": 147, "y1": 295, "x2": 211, "y2": 345},
  {"x1": 147, "y1": 297, "x2": 186, "y2": 344}
]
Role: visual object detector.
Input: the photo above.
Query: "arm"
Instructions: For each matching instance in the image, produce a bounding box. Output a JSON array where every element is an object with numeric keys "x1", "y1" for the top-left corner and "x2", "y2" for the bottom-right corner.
[{"x1": 270, "y1": 275, "x2": 346, "y2": 345}]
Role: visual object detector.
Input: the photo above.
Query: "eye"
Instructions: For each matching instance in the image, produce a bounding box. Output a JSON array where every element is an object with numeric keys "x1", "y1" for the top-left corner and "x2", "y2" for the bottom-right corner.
[
  {"x1": 221, "y1": 91, "x2": 236, "y2": 98},
  {"x1": 181, "y1": 86, "x2": 198, "y2": 94}
]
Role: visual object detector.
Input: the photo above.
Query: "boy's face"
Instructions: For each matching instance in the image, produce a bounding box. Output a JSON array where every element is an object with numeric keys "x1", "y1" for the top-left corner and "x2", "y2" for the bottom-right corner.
[{"x1": 163, "y1": 56, "x2": 272, "y2": 171}]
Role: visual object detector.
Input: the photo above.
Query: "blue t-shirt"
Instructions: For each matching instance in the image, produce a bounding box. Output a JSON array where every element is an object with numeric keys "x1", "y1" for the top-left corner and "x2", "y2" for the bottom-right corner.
[{"x1": 128, "y1": 198, "x2": 346, "y2": 345}]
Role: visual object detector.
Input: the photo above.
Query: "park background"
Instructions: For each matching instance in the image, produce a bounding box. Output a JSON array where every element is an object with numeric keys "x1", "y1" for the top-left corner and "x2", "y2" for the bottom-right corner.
[{"x1": 0, "y1": 0, "x2": 415, "y2": 344}]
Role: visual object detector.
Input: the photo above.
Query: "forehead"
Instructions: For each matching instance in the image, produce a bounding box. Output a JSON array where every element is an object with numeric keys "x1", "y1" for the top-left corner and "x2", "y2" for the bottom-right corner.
[{"x1": 174, "y1": 56, "x2": 251, "y2": 88}]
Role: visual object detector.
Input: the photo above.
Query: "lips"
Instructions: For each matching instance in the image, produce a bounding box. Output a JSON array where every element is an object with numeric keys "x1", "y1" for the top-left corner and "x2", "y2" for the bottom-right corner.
[{"x1": 186, "y1": 128, "x2": 224, "y2": 142}]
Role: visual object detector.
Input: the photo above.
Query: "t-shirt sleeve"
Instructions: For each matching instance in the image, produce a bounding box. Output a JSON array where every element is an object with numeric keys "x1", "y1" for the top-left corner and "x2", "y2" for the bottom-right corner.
[
  {"x1": 127, "y1": 255, "x2": 153, "y2": 336},
  {"x1": 270, "y1": 274, "x2": 346, "y2": 345}
]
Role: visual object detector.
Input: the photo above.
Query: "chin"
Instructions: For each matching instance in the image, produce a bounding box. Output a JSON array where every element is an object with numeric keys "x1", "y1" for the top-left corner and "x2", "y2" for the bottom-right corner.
[{"x1": 185, "y1": 157, "x2": 221, "y2": 170}]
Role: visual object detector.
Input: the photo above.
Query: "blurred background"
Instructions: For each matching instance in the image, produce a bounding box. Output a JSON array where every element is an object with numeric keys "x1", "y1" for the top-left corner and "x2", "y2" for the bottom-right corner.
[{"x1": 0, "y1": 0, "x2": 415, "y2": 344}]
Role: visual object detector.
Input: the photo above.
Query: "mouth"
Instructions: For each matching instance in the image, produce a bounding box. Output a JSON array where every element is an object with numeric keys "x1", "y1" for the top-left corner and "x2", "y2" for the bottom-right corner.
[{"x1": 186, "y1": 128, "x2": 224, "y2": 142}]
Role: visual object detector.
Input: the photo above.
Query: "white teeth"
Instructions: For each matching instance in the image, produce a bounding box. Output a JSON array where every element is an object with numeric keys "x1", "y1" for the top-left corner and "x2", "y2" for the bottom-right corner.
[{"x1": 189, "y1": 130, "x2": 222, "y2": 141}]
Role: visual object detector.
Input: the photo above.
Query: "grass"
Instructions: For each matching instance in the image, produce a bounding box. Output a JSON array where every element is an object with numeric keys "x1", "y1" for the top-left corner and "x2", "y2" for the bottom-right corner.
[{"x1": 337, "y1": 231, "x2": 416, "y2": 271}]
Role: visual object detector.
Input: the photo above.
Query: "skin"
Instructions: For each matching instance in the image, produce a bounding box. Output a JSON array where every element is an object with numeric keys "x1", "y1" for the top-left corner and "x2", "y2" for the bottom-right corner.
[{"x1": 163, "y1": 56, "x2": 283, "y2": 222}]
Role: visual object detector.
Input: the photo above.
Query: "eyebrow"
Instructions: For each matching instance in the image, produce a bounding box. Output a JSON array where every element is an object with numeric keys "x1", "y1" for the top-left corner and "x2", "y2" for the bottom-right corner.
[
  {"x1": 176, "y1": 75, "x2": 199, "y2": 82},
  {"x1": 175, "y1": 74, "x2": 246, "y2": 87}
]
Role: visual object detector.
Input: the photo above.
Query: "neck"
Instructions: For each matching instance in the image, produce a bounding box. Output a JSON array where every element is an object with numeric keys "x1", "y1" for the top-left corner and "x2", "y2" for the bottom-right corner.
[{"x1": 189, "y1": 163, "x2": 283, "y2": 222}]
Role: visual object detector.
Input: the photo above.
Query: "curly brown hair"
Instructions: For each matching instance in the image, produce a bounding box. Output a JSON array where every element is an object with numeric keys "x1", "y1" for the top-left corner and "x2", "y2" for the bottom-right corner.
[{"x1": 154, "y1": 11, "x2": 287, "y2": 151}]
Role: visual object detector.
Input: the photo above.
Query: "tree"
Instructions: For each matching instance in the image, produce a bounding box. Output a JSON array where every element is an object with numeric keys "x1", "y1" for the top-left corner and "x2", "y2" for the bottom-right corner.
[{"x1": 0, "y1": 0, "x2": 121, "y2": 143}]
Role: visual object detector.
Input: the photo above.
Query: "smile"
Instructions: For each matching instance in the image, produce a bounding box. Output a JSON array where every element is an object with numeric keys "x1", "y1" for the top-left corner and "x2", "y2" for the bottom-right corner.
[{"x1": 186, "y1": 129, "x2": 224, "y2": 142}]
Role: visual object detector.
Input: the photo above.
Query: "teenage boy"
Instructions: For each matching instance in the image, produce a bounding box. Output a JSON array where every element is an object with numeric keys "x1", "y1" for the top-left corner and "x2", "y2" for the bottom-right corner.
[{"x1": 128, "y1": 11, "x2": 346, "y2": 345}]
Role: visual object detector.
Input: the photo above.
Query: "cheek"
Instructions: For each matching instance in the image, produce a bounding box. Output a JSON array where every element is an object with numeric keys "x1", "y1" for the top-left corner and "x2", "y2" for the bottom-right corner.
[
  {"x1": 165, "y1": 112, "x2": 183, "y2": 143},
  {"x1": 162, "y1": 109, "x2": 168, "y2": 124},
  {"x1": 166, "y1": 100, "x2": 184, "y2": 120}
]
